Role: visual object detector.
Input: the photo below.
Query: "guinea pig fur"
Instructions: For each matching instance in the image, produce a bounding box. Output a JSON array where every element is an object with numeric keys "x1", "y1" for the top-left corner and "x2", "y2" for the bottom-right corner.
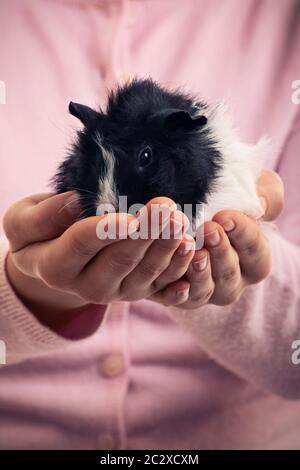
[{"x1": 53, "y1": 78, "x2": 267, "y2": 223}]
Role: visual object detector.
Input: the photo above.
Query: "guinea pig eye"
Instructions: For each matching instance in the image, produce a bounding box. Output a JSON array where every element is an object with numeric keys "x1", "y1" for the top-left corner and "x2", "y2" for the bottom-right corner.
[{"x1": 138, "y1": 146, "x2": 153, "y2": 168}]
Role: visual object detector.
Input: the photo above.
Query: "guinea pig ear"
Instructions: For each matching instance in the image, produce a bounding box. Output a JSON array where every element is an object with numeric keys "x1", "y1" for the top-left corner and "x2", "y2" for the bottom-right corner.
[
  {"x1": 69, "y1": 102, "x2": 100, "y2": 127},
  {"x1": 152, "y1": 109, "x2": 207, "y2": 132},
  {"x1": 163, "y1": 110, "x2": 207, "y2": 132}
]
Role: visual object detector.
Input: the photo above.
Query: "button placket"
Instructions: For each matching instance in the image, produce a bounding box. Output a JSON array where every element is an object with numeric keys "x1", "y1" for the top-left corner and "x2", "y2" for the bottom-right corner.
[
  {"x1": 112, "y1": 0, "x2": 134, "y2": 84},
  {"x1": 97, "y1": 301, "x2": 130, "y2": 450}
]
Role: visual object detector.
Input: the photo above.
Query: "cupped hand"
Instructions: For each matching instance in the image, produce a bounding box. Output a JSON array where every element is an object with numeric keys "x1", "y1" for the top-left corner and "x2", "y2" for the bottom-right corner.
[
  {"x1": 3, "y1": 192, "x2": 194, "y2": 327},
  {"x1": 150, "y1": 169, "x2": 284, "y2": 309}
]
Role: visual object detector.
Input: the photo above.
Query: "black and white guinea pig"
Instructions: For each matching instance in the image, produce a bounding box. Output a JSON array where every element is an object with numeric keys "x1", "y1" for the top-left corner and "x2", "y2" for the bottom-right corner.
[{"x1": 53, "y1": 78, "x2": 267, "y2": 222}]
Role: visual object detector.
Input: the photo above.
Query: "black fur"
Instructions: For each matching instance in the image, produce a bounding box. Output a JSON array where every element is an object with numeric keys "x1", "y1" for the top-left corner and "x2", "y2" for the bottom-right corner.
[{"x1": 53, "y1": 78, "x2": 222, "y2": 218}]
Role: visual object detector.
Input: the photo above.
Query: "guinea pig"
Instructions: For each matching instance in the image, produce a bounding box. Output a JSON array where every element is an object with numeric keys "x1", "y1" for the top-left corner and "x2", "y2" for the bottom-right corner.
[{"x1": 53, "y1": 78, "x2": 267, "y2": 223}]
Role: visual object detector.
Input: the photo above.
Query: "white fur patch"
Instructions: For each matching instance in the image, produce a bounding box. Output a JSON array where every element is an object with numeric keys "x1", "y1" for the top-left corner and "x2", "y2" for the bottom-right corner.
[
  {"x1": 94, "y1": 132, "x2": 118, "y2": 213},
  {"x1": 197, "y1": 103, "x2": 270, "y2": 221}
]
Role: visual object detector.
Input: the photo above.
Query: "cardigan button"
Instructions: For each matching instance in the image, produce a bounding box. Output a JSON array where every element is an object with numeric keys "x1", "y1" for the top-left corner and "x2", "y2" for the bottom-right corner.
[{"x1": 100, "y1": 353, "x2": 126, "y2": 378}]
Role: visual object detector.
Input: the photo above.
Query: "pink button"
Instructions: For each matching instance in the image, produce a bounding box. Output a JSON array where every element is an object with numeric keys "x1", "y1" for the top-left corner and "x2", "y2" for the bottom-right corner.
[{"x1": 100, "y1": 353, "x2": 126, "y2": 378}]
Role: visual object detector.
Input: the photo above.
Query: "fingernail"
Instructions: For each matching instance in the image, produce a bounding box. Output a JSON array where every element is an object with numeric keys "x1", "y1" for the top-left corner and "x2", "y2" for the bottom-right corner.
[
  {"x1": 193, "y1": 255, "x2": 208, "y2": 272},
  {"x1": 158, "y1": 203, "x2": 174, "y2": 211},
  {"x1": 179, "y1": 241, "x2": 194, "y2": 256},
  {"x1": 220, "y1": 219, "x2": 235, "y2": 232},
  {"x1": 205, "y1": 229, "x2": 220, "y2": 247},
  {"x1": 259, "y1": 196, "x2": 267, "y2": 215},
  {"x1": 160, "y1": 201, "x2": 177, "y2": 211},
  {"x1": 176, "y1": 287, "x2": 190, "y2": 299}
]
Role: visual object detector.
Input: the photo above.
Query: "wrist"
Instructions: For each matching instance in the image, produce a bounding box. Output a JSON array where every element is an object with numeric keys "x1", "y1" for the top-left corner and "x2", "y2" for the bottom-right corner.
[{"x1": 5, "y1": 252, "x2": 89, "y2": 330}]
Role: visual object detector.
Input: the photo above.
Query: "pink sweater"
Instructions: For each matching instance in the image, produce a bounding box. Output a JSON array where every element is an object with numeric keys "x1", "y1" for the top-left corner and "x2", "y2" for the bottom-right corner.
[{"x1": 0, "y1": 0, "x2": 300, "y2": 450}]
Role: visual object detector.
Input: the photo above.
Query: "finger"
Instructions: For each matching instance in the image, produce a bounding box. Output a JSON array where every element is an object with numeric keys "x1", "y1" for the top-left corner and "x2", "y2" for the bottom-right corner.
[
  {"x1": 202, "y1": 221, "x2": 242, "y2": 305},
  {"x1": 153, "y1": 234, "x2": 195, "y2": 291},
  {"x1": 256, "y1": 169, "x2": 284, "y2": 221},
  {"x1": 72, "y1": 202, "x2": 178, "y2": 301},
  {"x1": 120, "y1": 210, "x2": 190, "y2": 299},
  {"x1": 116, "y1": 196, "x2": 177, "y2": 253},
  {"x1": 4, "y1": 191, "x2": 81, "y2": 251},
  {"x1": 214, "y1": 211, "x2": 271, "y2": 284},
  {"x1": 153, "y1": 246, "x2": 213, "y2": 310},
  {"x1": 184, "y1": 248, "x2": 215, "y2": 307},
  {"x1": 14, "y1": 212, "x2": 139, "y2": 283},
  {"x1": 149, "y1": 278, "x2": 191, "y2": 307}
]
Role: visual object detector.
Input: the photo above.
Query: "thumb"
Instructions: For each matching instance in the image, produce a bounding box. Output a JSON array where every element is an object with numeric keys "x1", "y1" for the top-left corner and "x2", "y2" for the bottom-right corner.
[
  {"x1": 256, "y1": 170, "x2": 284, "y2": 222},
  {"x1": 4, "y1": 191, "x2": 81, "y2": 252}
]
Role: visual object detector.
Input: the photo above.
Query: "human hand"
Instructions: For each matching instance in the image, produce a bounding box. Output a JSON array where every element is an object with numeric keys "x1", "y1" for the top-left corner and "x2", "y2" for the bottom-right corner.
[
  {"x1": 150, "y1": 169, "x2": 284, "y2": 309},
  {"x1": 3, "y1": 192, "x2": 195, "y2": 328}
]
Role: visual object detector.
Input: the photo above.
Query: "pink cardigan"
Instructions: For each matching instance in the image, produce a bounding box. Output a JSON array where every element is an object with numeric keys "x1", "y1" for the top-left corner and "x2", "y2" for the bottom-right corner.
[{"x1": 0, "y1": 0, "x2": 300, "y2": 449}]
